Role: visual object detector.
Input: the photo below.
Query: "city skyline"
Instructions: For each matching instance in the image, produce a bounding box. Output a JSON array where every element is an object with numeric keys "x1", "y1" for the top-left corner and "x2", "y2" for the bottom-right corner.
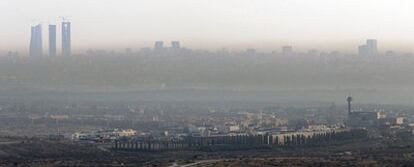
[
  {"x1": 23, "y1": 22, "x2": 402, "y2": 56},
  {"x1": 21, "y1": 26, "x2": 414, "y2": 56},
  {"x1": 2, "y1": 0, "x2": 414, "y2": 52},
  {"x1": 10, "y1": 20, "x2": 414, "y2": 55},
  {"x1": 19, "y1": 19, "x2": 414, "y2": 57}
]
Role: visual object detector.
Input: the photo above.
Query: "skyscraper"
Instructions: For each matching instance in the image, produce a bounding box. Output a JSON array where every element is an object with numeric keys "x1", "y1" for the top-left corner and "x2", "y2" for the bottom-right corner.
[
  {"x1": 154, "y1": 41, "x2": 164, "y2": 50},
  {"x1": 49, "y1": 25, "x2": 57, "y2": 56},
  {"x1": 29, "y1": 24, "x2": 43, "y2": 57},
  {"x1": 358, "y1": 39, "x2": 378, "y2": 56},
  {"x1": 366, "y1": 39, "x2": 378, "y2": 56},
  {"x1": 62, "y1": 21, "x2": 71, "y2": 56},
  {"x1": 171, "y1": 41, "x2": 181, "y2": 49}
]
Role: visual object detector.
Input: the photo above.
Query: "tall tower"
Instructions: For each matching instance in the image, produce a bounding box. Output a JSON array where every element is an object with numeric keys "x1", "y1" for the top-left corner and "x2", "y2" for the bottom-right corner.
[
  {"x1": 30, "y1": 24, "x2": 43, "y2": 57},
  {"x1": 366, "y1": 39, "x2": 377, "y2": 56},
  {"x1": 62, "y1": 21, "x2": 71, "y2": 56},
  {"x1": 346, "y1": 96, "x2": 352, "y2": 114},
  {"x1": 49, "y1": 25, "x2": 57, "y2": 56}
]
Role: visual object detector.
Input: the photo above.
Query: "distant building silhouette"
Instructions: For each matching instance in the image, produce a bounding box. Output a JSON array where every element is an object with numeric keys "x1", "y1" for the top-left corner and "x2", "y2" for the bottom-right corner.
[
  {"x1": 282, "y1": 46, "x2": 293, "y2": 56},
  {"x1": 359, "y1": 39, "x2": 377, "y2": 56},
  {"x1": 62, "y1": 21, "x2": 71, "y2": 56},
  {"x1": 366, "y1": 39, "x2": 378, "y2": 56},
  {"x1": 171, "y1": 41, "x2": 181, "y2": 49},
  {"x1": 154, "y1": 41, "x2": 164, "y2": 50},
  {"x1": 385, "y1": 50, "x2": 395, "y2": 57},
  {"x1": 246, "y1": 48, "x2": 256, "y2": 55},
  {"x1": 30, "y1": 24, "x2": 43, "y2": 57},
  {"x1": 307, "y1": 49, "x2": 319, "y2": 56},
  {"x1": 358, "y1": 45, "x2": 368, "y2": 56},
  {"x1": 49, "y1": 25, "x2": 57, "y2": 56}
]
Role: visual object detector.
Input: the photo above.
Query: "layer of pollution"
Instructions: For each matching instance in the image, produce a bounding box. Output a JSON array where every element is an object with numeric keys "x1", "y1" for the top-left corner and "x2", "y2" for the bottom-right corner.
[{"x1": 1, "y1": 52, "x2": 414, "y2": 105}]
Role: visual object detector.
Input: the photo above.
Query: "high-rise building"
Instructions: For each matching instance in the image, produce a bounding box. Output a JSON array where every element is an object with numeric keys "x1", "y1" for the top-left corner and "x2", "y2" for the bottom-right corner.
[
  {"x1": 62, "y1": 21, "x2": 71, "y2": 56},
  {"x1": 171, "y1": 41, "x2": 181, "y2": 49},
  {"x1": 359, "y1": 39, "x2": 377, "y2": 56},
  {"x1": 49, "y1": 25, "x2": 57, "y2": 56},
  {"x1": 282, "y1": 46, "x2": 293, "y2": 56},
  {"x1": 154, "y1": 41, "x2": 164, "y2": 50},
  {"x1": 366, "y1": 39, "x2": 378, "y2": 56},
  {"x1": 358, "y1": 45, "x2": 368, "y2": 56},
  {"x1": 29, "y1": 24, "x2": 43, "y2": 57}
]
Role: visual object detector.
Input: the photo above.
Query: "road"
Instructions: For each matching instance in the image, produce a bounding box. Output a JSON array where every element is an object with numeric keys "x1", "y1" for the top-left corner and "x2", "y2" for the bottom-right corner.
[{"x1": 169, "y1": 159, "x2": 226, "y2": 167}]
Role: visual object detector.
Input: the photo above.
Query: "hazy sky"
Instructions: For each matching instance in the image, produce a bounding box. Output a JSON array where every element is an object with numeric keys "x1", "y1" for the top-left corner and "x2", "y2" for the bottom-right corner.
[{"x1": 2, "y1": 0, "x2": 414, "y2": 52}]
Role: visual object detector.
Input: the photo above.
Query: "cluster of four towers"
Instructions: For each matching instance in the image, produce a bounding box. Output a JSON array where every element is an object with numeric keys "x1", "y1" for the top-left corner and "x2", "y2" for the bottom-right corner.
[{"x1": 29, "y1": 21, "x2": 71, "y2": 57}]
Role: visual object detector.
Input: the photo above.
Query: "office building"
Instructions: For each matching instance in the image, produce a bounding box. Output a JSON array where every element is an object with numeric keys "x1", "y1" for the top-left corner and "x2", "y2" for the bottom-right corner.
[
  {"x1": 366, "y1": 39, "x2": 378, "y2": 56},
  {"x1": 358, "y1": 45, "x2": 368, "y2": 56},
  {"x1": 154, "y1": 41, "x2": 164, "y2": 50},
  {"x1": 62, "y1": 21, "x2": 71, "y2": 56},
  {"x1": 359, "y1": 39, "x2": 378, "y2": 56},
  {"x1": 29, "y1": 24, "x2": 43, "y2": 57},
  {"x1": 49, "y1": 25, "x2": 57, "y2": 56},
  {"x1": 171, "y1": 41, "x2": 181, "y2": 49}
]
